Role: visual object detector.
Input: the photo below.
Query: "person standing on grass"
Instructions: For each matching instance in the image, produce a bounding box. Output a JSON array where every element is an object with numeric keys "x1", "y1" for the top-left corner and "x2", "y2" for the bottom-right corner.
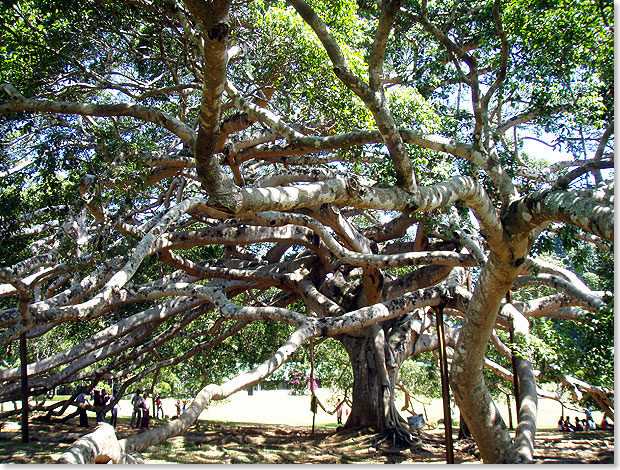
[
  {"x1": 336, "y1": 404, "x2": 343, "y2": 424},
  {"x1": 109, "y1": 395, "x2": 119, "y2": 428},
  {"x1": 156, "y1": 395, "x2": 164, "y2": 419},
  {"x1": 140, "y1": 392, "x2": 151, "y2": 430},
  {"x1": 75, "y1": 388, "x2": 90, "y2": 427},
  {"x1": 93, "y1": 389, "x2": 104, "y2": 423},
  {"x1": 101, "y1": 389, "x2": 109, "y2": 423},
  {"x1": 175, "y1": 399, "x2": 181, "y2": 417},
  {"x1": 130, "y1": 390, "x2": 143, "y2": 428}
]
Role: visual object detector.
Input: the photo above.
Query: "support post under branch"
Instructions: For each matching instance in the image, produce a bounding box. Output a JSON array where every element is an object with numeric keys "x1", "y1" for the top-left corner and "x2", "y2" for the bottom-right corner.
[
  {"x1": 436, "y1": 305, "x2": 454, "y2": 464},
  {"x1": 20, "y1": 332, "x2": 29, "y2": 443}
]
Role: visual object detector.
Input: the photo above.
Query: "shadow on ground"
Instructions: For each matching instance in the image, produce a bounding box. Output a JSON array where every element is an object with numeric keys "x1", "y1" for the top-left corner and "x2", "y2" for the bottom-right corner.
[
  {"x1": 0, "y1": 418, "x2": 614, "y2": 464},
  {"x1": 141, "y1": 422, "x2": 459, "y2": 464}
]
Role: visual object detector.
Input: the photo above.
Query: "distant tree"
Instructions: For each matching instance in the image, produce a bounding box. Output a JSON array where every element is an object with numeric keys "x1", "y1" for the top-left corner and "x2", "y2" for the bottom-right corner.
[{"x1": 0, "y1": 0, "x2": 613, "y2": 464}]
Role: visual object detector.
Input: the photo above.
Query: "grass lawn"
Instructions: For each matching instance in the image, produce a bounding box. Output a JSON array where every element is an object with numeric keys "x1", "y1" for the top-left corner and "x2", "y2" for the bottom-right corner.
[{"x1": 0, "y1": 389, "x2": 613, "y2": 463}]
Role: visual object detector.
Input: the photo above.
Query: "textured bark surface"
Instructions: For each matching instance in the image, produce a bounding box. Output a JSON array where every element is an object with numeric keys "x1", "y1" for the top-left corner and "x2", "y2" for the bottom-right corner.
[
  {"x1": 450, "y1": 250, "x2": 526, "y2": 463},
  {"x1": 343, "y1": 335, "x2": 380, "y2": 428},
  {"x1": 0, "y1": 0, "x2": 613, "y2": 465},
  {"x1": 57, "y1": 423, "x2": 144, "y2": 464}
]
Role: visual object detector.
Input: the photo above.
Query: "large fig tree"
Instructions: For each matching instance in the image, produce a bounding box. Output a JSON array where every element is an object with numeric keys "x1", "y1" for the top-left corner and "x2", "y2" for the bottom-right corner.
[{"x1": 0, "y1": 0, "x2": 613, "y2": 464}]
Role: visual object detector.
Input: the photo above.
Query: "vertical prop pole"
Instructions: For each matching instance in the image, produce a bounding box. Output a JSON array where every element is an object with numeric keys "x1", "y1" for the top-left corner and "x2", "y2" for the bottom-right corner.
[
  {"x1": 20, "y1": 332, "x2": 29, "y2": 443},
  {"x1": 507, "y1": 292, "x2": 520, "y2": 422},
  {"x1": 311, "y1": 396, "x2": 317, "y2": 434},
  {"x1": 309, "y1": 339, "x2": 316, "y2": 435},
  {"x1": 506, "y1": 393, "x2": 513, "y2": 430},
  {"x1": 510, "y1": 336, "x2": 521, "y2": 414},
  {"x1": 509, "y1": 327, "x2": 521, "y2": 420},
  {"x1": 436, "y1": 305, "x2": 454, "y2": 464}
]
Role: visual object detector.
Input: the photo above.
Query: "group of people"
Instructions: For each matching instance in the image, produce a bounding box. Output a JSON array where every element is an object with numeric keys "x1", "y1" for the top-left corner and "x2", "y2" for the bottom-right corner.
[
  {"x1": 557, "y1": 408, "x2": 613, "y2": 432},
  {"x1": 130, "y1": 390, "x2": 152, "y2": 430},
  {"x1": 174, "y1": 398, "x2": 190, "y2": 417},
  {"x1": 74, "y1": 387, "x2": 119, "y2": 428},
  {"x1": 131, "y1": 392, "x2": 189, "y2": 428},
  {"x1": 558, "y1": 415, "x2": 596, "y2": 432},
  {"x1": 74, "y1": 389, "x2": 192, "y2": 429},
  {"x1": 336, "y1": 403, "x2": 350, "y2": 425}
]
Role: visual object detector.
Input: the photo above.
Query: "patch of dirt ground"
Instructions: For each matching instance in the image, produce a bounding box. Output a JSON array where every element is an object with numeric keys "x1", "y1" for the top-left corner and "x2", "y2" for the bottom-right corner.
[{"x1": 0, "y1": 418, "x2": 614, "y2": 464}]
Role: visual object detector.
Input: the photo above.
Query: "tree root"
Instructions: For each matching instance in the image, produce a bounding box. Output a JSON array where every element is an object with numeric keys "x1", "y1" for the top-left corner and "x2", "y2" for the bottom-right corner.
[{"x1": 372, "y1": 424, "x2": 416, "y2": 450}]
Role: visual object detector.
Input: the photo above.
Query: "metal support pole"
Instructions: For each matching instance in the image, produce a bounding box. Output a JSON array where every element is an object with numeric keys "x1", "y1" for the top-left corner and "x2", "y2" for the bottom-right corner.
[
  {"x1": 436, "y1": 305, "x2": 454, "y2": 464},
  {"x1": 506, "y1": 393, "x2": 513, "y2": 430},
  {"x1": 509, "y1": 325, "x2": 521, "y2": 418},
  {"x1": 312, "y1": 405, "x2": 316, "y2": 434},
  {"x1": 20, "y1": 333, "x2": 29, "y2": 443},
  {"x1": 310, "y1": 395, "x2": 317, "y2": 435},
  {"x1": 309, "y1": 338, "x2": 316, "y2": 435},
  {"x1": 507, "y1": 292, "x2": 520, "y2": 422}
]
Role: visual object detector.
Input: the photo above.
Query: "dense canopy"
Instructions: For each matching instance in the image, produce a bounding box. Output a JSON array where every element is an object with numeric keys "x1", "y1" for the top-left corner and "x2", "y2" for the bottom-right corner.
[{"x1": 0, "y1": 0, "x2": 613, "y2": 464}]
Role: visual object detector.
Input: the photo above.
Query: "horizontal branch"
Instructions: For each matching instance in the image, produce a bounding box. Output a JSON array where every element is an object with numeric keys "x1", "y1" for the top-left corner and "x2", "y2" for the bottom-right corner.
[
  {"x1": 511, "y1": 274, "x2": 603, "y2": 312},
  {"x1": 0, "y1": 84, "x2": 195, "y2": 147},
  {"x1": 119, "y1": 324, "x2": 314, "y2": 454},
  {"x1": 505, "y1": 190, "x2": 614, "y2": 242},
  {"x1": 254, "y1": 211, "x2": 476, "y2": 269},
  {"x1": 0, "y1": 297, "x2": 201, "y2": 381},
  {"x1": 235, "y1": 129, "x2": 486, "y2": 169}
]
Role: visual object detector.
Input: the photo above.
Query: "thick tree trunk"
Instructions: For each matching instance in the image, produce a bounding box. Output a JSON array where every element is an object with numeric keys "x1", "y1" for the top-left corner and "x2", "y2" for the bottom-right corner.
[
  {"x1": 341, "y1": 334, "x2": 412, "y2": 446},
  {"x1": 450, "y1": 250, "x2": 526, "y2": 463},
  {"x1": 342, "y1": 335, "x2": 377, "y2": 427}
]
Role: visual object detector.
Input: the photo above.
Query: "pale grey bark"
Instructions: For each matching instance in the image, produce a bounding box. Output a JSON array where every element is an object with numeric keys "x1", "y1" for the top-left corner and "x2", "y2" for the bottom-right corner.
[
  {"x1": 505, "y1": 189, "x2": 614, "y2": 242},
  {"x1": 120, "y1": 325, "x2": 314, "y2": 455},
  {"x1": 0, "y1": 0, "x2": 613, "y2": 464},
  {"x1": 450, "y1": 250, "x2": 526, "y2": 463},
  {"x1": 512, "y1": 274, "x2": 603, "y2": 311},
  {"x1": 286, "y1": 0, "x2": 417, "y2": 191},
  {"x1": 57, "y1": 423, "x2": 144, "y2": 464},
  {"x1": 254, "y1": 211, "x2": 476, "y2": 269},
  {"x1": 0, "y1": 85, "x2": 195, "y2": 147},
  {"x1": 225, "y1": 81, "x2": 305, "y2": 142}
]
